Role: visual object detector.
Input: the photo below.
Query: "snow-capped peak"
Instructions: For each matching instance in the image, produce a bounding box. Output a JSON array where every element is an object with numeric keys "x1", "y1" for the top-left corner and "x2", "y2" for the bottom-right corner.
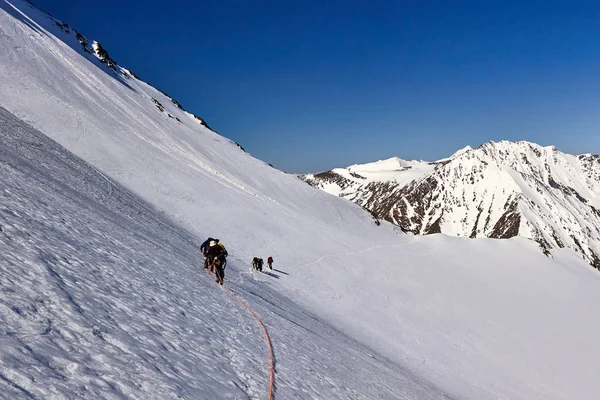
[
  {"x1": 303, "y1": 140, "x2": 600, "y2": 268},
  {"x1": 436, "y1": 145, "x2": 473, "y2": 162},
  {"x1": 450, "y1": 144, "x2": 473, "y2": 157},
  {"x1": 347, "y1": 156, "x2": 426, "y2": 173}
]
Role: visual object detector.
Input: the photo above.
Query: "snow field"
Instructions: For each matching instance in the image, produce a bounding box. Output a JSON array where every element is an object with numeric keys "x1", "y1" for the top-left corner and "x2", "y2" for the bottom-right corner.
[{"x1": 0, "y1": 106, "x2": 448, "y2": 399}]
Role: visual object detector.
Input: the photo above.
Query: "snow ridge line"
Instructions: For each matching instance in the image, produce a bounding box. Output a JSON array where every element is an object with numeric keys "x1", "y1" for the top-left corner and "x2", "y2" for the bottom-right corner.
[{"x1": 206, "y1": 269, "x2": 275, "y2": 399}]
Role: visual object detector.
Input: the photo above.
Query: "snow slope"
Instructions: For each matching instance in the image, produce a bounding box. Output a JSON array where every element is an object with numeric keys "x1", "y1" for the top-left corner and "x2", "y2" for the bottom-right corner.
[
  {"x1": 2, "y1": 1, "x2": 600, "y2": 399},
  {"x1": 0, "y1": 106, "x2": 446, "y2": 399},
  {"x1": 0, "y1": 0, "x2": 387, "y2": 268}
]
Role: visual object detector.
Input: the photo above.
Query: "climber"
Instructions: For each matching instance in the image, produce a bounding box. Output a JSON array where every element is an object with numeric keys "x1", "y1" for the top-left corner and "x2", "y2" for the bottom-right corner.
[
  {"x1": 200, "y1": 237, "x2": 219, "y2": 269},
  {"x1": 207, "y1": 240, "x2": 228, "y2": 284}
]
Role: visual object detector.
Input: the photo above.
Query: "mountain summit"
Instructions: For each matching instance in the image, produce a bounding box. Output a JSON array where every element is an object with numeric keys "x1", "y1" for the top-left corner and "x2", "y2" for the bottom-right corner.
[{"x1": 303, "y1": 140, "x2": 600, "y2": 268}]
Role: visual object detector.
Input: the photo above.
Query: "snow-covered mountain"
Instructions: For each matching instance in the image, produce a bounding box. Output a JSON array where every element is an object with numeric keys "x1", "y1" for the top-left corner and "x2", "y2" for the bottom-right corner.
[
  {"x1": 302, "y1": 141, "x2": 600, "y2": 268},
  {"x1": 301, "y1": 157, "x2": 435, "y2": 197},
  {"x1": 301, "y1": 156, "x2": 435, "y2": 199},
  {"x1": 2, "y1": 1, "x2": 600, "y2": 399}
]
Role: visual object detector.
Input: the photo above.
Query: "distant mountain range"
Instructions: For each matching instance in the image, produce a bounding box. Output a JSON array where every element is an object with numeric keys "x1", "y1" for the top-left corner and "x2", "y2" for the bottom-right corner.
[{"x1": 300, "y1": 141, "x2": 600, "y2": 268}]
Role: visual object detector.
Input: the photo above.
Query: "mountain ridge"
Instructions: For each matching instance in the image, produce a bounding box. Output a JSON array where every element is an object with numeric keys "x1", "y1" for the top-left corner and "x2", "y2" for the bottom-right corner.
[
  {"x1": 13, "y1": 0, "x2": 217, "y2": 132},
  {"x1": 302, "y1": 140, "x2": 600, "y2": 268}
]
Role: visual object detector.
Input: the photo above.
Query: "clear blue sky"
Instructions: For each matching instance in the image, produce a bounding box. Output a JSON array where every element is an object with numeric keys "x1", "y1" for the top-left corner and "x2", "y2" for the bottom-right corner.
[{"x1": 35, "y1": 0, "x2": 600, "y2": 172}]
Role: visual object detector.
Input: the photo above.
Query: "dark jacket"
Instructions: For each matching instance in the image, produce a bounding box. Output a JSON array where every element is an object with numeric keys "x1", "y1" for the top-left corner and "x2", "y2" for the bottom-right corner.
[
  {"x1": 207, "y1": 243, "x2": 227, "y2": 261},
  {"x1": 200, "y1": 237, "x2": 218, "y2": 255}
]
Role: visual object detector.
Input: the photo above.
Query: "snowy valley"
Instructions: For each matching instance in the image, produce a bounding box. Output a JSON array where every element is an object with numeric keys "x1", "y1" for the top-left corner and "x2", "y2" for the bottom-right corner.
[{"x1": 2, "y1": 1, "x2": 600, "y2": 399}]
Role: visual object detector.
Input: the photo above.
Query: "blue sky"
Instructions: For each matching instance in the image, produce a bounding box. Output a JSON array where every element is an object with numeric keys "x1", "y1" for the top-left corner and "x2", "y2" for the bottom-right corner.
[{"x1": 35, "y1": 0, "x2": 600, "y2": 172}]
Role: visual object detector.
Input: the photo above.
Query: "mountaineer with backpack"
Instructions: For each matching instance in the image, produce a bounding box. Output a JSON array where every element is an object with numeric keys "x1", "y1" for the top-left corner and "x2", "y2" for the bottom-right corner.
[
  {"x1": 267, "y1": 256, "x2": 273, "y2": 270},
  {"x1": 207, "y1": 240, "x2": 228, "y2": 285},
  {"x1": 200, "y1": 237, "x2": 218, "y2": 269},
  {"x1": 251, "y1": 257, "x2": 265, "y2": 271}
]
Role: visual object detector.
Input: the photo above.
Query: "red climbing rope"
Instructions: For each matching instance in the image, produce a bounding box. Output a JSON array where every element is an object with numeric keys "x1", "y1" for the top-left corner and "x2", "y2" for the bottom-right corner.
[
  {"x1": 206, "y1": 267, "x2": 275, "y2": 399},
  {"x1": 224, "y1": 286, "x2": 275, "y2": 400}
]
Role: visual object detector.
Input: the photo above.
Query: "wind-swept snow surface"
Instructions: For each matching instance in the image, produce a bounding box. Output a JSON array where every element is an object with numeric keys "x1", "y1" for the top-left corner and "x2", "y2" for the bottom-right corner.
[
  {"x1": 0, "y1": 107, "x2": 445, "y2": 399},
  {"x1": 2, "y1": 1, "x2": 600, "y2": 399}
]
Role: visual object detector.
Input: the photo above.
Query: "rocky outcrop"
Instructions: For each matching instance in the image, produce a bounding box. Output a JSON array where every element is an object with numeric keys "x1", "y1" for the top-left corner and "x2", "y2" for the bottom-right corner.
[{"x1": 91, "y1": 41, "x2": 116, "y2": 70}]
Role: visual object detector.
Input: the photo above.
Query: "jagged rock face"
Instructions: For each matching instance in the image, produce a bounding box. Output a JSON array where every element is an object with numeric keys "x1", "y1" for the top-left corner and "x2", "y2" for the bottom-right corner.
[
  {"x1": 301, "y1": 171, "x2": 358, "y2": 194},
  {"x1": 91, "y1": 41, "x2": 116, "y2": 70},
  {"x1": 301, "y1": 141, "x2": 600, "y2": 268}
]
